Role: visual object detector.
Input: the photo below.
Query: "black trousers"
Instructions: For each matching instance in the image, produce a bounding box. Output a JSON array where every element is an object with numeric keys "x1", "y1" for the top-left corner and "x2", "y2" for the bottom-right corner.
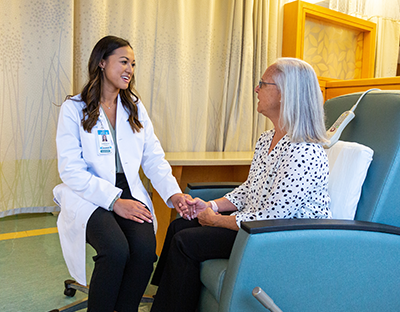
[
  {"x1": 150, "y1": 218, "x2": 238, "y2": 312},
  {"x1": 86, "y1": 173, "x2": 157, "y2": 312}
]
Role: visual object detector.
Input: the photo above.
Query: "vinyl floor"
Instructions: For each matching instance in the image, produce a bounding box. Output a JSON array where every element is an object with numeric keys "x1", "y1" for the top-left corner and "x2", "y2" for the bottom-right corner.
[{"x1": 0, "y1": 212, "x2": 156, "y2": 312}]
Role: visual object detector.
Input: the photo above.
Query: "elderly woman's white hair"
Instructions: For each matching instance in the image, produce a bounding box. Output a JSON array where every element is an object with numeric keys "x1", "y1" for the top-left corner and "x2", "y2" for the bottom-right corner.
[{"x1": 272, "y1": 57, "x2": 327, "y2": 143}]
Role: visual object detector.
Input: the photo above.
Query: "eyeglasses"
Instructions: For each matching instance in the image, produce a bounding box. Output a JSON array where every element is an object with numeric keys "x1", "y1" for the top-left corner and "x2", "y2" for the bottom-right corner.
[{"x1": 258, "y1": 80, "x2": 276, "y2": 89}]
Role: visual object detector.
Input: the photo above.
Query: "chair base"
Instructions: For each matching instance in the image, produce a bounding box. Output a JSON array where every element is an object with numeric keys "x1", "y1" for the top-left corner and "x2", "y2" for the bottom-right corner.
[{"x1": 49, "y1": 279, "x2": 154, "y2": 312}]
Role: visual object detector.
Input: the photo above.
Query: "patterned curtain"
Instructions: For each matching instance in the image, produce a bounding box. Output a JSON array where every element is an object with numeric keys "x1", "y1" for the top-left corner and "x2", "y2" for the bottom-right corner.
[{"x1": 0, "y1": 1, "x2": 73, "y2": 216}]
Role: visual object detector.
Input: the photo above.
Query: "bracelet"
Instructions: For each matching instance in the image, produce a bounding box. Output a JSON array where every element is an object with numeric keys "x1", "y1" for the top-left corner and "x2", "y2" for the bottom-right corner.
[{"x1": 210, "y1": 200, "x2": 218, "y2": 213}]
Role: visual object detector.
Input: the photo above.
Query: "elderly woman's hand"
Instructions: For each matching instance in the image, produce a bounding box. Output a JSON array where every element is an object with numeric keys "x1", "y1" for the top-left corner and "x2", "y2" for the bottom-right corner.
[
  {"x1": 197, "y1": 207, "x2": 219, "y2": 227},
  {"x1": 198, "y1": 205, "x2": 240, "y2": 231},
  {"x1": 185, "y1": 197, "x2": 210, "y2": 219}
]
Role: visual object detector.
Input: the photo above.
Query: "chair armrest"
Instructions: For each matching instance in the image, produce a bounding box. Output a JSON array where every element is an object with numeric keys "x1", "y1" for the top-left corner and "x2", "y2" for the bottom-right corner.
[
  {"x1": 184, "y1": 182, "x2": 242, "y2": 202},
  {"x1": 241, "y1": 219, "x2": 400, "y2": 236},
  {"x1": 186, "y1": 182, "x2": 242, "y2": 189},
  {"x1": 218, "y1": 218, "x2": 400, "y2": 312}
]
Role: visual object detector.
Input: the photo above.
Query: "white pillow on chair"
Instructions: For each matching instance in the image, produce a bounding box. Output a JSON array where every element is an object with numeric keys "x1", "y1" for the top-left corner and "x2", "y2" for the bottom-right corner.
[{"x1": 325, "y1": 141, "x2": 374, "y2": 220}]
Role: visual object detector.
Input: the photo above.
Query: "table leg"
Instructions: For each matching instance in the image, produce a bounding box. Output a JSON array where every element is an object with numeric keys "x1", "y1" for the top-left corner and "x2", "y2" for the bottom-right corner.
[{"x1": 153, "y1": 166, "x2": 183, "y2": 256}]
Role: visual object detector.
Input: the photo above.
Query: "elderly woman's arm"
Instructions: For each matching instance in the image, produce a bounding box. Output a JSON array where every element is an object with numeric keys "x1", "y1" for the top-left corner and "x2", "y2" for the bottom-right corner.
[
  {"x1": 185, "y1": 197, "x2": 239, "y2": 230},
  {"x1": 197, "y1": 207, "x2": 239, "y2": 231},
  {"x1": 186, "y1": 196, "x2": 237, "y2": 216}
]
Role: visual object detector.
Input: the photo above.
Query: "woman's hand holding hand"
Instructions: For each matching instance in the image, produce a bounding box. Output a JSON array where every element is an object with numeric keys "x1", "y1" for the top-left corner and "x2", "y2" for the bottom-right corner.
[
  {"x1": 197, "y1": 207, "x2": 219, "y2": 227},
  {"x1": 185, "y1": 197, "x2": 209, "y2": 219},
  {"x1": 113, "y1": 198, "x2": 153, "y2": 223},
  {"x1": 170, "y1": 193, "x2": 194, "y2": 220}
]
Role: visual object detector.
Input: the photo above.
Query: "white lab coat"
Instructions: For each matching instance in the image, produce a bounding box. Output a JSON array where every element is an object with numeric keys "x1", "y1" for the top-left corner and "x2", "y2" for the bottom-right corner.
[{"x1": 53, "y1": 94, "x2": 181, "y2": 285}]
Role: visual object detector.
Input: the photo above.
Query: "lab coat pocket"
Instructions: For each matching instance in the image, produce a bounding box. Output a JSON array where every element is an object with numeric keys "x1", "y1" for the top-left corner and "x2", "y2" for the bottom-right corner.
[{"x1": 80, "y1": 128, "x2": 98, "y2": 164}]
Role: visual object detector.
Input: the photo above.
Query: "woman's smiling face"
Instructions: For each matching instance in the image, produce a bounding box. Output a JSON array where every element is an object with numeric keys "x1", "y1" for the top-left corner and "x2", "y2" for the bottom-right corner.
[{"x1": 100, "y1": 46, "x2": 135, "y2": 92}]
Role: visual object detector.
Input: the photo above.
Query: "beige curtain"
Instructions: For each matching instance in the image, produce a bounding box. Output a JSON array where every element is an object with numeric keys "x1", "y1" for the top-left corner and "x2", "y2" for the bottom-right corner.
[
  {"x1": 329, "y1": 0, "x2": 400, "y2": 77},
  {"x1": 0, "y1": 1, "x2": 73, "y2": 217},
  {"x1": 0, "y1": 0, "x2": 283, "y2": 216},
  {"x1": 73, "y1": 0, "x2": 277, "y2": 152}
]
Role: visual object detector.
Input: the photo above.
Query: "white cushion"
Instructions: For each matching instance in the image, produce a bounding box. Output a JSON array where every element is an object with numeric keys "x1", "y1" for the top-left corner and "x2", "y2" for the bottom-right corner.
[{"x1": 325, "y1": 141, "x2": 374, "y2": 220}]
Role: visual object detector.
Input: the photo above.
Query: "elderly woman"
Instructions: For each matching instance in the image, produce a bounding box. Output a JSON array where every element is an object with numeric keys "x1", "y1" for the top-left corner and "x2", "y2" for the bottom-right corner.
[{"x1": 150, "y1": 58, "x2": 332, "y2": 312}]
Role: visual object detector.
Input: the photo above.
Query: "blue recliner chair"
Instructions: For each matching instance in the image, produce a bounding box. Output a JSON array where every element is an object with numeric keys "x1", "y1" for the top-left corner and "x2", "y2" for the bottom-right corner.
[{"x1": 186, "y1": 90, "x2": 400, "y2": 312}]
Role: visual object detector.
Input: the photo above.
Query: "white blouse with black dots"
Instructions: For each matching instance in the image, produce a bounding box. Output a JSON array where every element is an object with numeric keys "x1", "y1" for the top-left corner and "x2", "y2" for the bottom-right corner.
[{"x1": 225, "y1": 130, "x2": 332, "y2": 228}]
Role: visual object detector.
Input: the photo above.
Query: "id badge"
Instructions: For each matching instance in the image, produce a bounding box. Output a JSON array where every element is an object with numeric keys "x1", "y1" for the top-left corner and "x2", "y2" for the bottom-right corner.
[{"x1": 97, "y1": 129, "x2": 113, "y2": 155}]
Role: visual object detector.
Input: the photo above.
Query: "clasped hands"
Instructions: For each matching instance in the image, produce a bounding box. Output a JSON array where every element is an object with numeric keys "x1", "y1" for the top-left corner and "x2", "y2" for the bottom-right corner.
[
  {"x1": 170, "y1": 194, "x2": 219, "y2": 227},
  {"x1": 113, "y1": 193, "x2": 218, "y2": 226}
]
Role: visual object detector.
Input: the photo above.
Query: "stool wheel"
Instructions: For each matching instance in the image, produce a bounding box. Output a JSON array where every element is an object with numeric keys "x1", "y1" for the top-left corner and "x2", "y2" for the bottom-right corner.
[{"x1": 64, "y1": 279, "x2": 77, "y2": 297}]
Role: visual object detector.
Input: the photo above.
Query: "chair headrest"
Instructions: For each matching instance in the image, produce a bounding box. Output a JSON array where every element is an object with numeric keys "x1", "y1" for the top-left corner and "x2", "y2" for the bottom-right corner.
[{"x1": 324, "y1": 91, "x2": 400, "y2": 226}]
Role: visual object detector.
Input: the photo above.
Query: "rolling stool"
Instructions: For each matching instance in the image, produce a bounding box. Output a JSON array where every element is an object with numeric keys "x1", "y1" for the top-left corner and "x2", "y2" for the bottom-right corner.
[{"x1": 49, "y1": 279, "x2": 154, "y2": 312}]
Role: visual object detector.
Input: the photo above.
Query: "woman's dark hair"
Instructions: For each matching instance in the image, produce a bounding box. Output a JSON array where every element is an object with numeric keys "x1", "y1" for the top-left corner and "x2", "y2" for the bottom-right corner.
[{"x1": 78, "y1": 35, "x2": 143, "y2": 133}]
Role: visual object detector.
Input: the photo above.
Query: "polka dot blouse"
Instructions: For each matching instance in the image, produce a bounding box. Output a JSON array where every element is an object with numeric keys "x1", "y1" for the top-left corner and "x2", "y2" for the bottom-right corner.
[{"x1": 225, "y1": 130, "x2": 331, "y2": 228}]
